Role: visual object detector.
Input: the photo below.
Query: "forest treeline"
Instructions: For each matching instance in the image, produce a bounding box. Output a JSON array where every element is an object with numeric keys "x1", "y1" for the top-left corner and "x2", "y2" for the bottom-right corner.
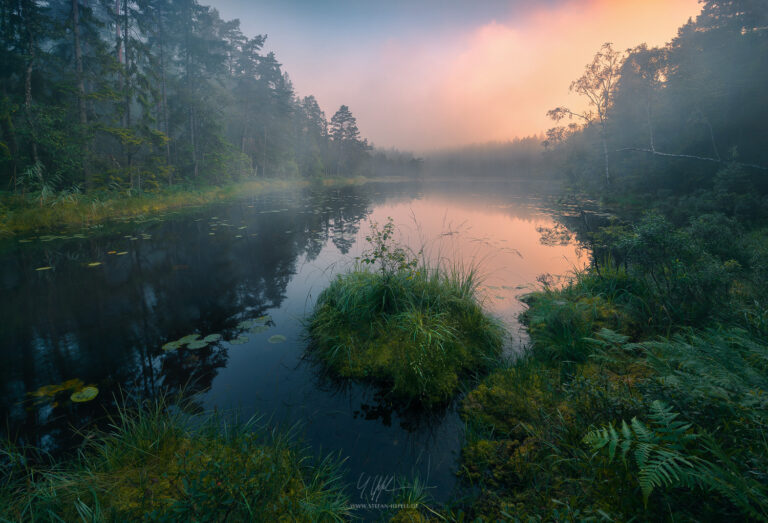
[
  {"x1": 0, "y1": 0, "x2": 419, "y2": 198},
  {"x1": 428, "y1": 0, "x2": 768, "y2": 204},
  {"x1": 544, "y1": 0, "x2": 768, "y2": 207},
  {"x1": 446, "y1": 3, "x2": 768, "y2": 520}
]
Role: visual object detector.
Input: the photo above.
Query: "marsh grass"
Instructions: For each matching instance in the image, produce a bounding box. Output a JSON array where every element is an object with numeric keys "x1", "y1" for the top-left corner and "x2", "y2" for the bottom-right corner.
[
  {"x1": 308, "y1": 219, "x2": 505, "y2": 407},
  {"x1": 456, "y1": 224, "x2": 768, "y2": 519},
  {"x1": 0, "y1": 176, "x2": 367, "y2": 236},
  {"x1": 0, "y1": 396, "x2": 351, "y2": 521}
]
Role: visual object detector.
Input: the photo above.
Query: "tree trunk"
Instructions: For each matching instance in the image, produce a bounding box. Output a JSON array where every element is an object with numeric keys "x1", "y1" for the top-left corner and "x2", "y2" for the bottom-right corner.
[
  {"x1": 600, "y1": 121, "x2": 610, "y2": 185},
  {"x1": 189, "y1": 108, "x2": 198, "y2": 178},
  {"x1": 24, "y1": 33, "x2": 38, "y2": 165},
  {"x1": 158, "y1": 18, "x2": 171, "y2": 181},
  {"x1": 72, "y1": 0, "x2": 92, "y2": 191}
]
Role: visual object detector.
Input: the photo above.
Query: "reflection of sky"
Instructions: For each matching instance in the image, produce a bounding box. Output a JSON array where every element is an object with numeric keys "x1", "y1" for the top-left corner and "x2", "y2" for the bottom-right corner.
[
  {"x1": 210, "y1": 0, "x2": 701, "y2": 150},
  {"x1": 205, "y1": 187, "x2": 586, "y2": 504}
]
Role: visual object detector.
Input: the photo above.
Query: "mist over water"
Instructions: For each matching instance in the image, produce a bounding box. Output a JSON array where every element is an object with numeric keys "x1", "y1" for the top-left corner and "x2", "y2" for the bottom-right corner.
[{"x1": 0, "y1": 180, "x2": 583, "y2": 503}]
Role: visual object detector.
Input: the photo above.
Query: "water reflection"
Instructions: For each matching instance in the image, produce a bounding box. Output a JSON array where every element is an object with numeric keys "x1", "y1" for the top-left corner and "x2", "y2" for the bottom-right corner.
[{"x1": 0, "y1": 179, "x2": 585, "y2": 503}]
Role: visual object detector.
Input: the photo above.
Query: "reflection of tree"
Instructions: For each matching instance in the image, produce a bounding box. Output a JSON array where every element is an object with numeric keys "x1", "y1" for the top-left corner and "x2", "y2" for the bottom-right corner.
[{"x1": 0, "y1": 184, "x2": 375, "y2": 453}]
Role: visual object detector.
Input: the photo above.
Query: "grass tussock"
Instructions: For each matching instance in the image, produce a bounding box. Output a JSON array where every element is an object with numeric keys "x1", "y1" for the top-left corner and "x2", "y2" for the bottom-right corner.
[
  {"x1": 0, "y1": 398, "x2": 350, "y2": 521},
  {"x1": 308, "y1": 218, "x2": 504, "y2": 406}
]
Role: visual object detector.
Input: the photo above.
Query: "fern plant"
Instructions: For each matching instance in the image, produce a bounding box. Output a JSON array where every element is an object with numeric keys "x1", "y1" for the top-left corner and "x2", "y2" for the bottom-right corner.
[
  {"x1": 585, "y1": 401, "x2": 768, "y2": 519},
  {"x1": 584, "y1": 400, "x2": 701, "y2": 505}
]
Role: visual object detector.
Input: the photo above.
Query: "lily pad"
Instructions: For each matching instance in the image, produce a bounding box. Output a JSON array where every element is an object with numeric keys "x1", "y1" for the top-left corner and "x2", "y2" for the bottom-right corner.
[
  {"x1": 203, "y1": 334, "x2": 222, "y2": 343},
  {"x1": 229, "y1": 335, "x2": 249, "y2": 345},
  {"x1": 237, "y1": 319, "x2": 257, "y2": 329},
  {"x1": 70, "y1": 386, "x2": 99, "y2": 403},
  {"x1": 250, "y1": 325, "x2": 269, "y2": 334},
  {"x1": 87, "y1": 262, "x2": 102, "y2": 267},
  {"x1": 178, "y1": 334, "x2": 201, "y2": 345},
  {"x1": 162, "y1": 341, "x2": 182, "y2": 352},
  {"x1": 35, "y1": 266, "x2": 53, "y2": 271},
  {"x1": 116, "y1": 251, "x2": 128, "y2": 256},
  {"x1": 267, "y1": 335, "x2": 287, "y2": 344},
  {"x1": 186, "y1": 340, "x2": 209, "y2": 350}
]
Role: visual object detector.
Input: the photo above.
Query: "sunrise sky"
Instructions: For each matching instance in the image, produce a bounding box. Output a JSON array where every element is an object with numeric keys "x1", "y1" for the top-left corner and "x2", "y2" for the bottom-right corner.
[{"x1": 209, "y1": 0, "x2": 702, "y2": 151}]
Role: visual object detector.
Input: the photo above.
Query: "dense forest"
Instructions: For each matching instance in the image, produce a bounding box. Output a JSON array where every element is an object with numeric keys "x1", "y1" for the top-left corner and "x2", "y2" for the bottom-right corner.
[
  {"x1": 0, "y1": 0, "x2": 421, "y2": 199},
  {"x1": 547, "y1": 0, "x2": 768, "y2": 206}
]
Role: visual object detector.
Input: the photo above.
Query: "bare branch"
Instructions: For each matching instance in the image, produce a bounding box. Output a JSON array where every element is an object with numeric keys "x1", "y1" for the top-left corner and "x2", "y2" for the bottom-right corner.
[{"x1": 616, "y1": 148, "x2": 768, "y2": 171}]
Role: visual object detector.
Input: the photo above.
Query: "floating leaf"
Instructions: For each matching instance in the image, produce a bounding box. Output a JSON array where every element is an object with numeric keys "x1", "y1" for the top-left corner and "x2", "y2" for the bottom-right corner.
[
  {"x1": 35, "y1": 266, "x2": 53, "y2": 271},
  {"x1": 250, "y1": 325, "x2": 269, "y2": 334},
  {"x1": 268, "y1": 335, "x2": 286, "y2": 344},
  {"x1": 235, "y1": 235, "x2": 243, "y2": 238},
  {"x1": 238, "y1": 226, "x2": 247, "y2": 230},
  {"x1": 87, "y1": 262, "x2": 102, "y2": 267},
  {"x1": 70, "y1": 386, "x2": 99, "y2": 403},
  {"x1": 178, "y1": 334, "x2": 201, "y2": 345},
  {"x1": 203, "y1": 334, "x2": 222, "y2": 343},
  {"x1": 255, "y1": 315, "x2": 271, "y2": 323},
  {"x1": 186, "y1": 340, "x2": 208, "y2": 350},
  {"x1": 107, "y1": 250, "x2": 117, "y2": 254},
  {"x1": 237, "y1": 319, "x2": 257, "y2": 329},
  {"x1": 162, "y1": 341, "x2": 182, "y2": 352},
  {"x1": 116, "y1": 251, "x2": 128, "y2": 256},
  {"x1": 229, "y1": 335, "x2": 249, "y2": 345},
  {"x1": 19, "y1": 239, "x2": 33, "y2": 243}
]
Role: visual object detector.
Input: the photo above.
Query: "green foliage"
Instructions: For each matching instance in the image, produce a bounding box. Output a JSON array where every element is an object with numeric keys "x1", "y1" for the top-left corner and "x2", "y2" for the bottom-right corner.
[
  {"x1": 308, "y1": 221, "x2": 504, "y2": 405},
  {"x1": 584, "y1": 400, "x2": 701, "y2": 504},
  {"x1": 0, "y1": 398, "x2": 351, "y2": 521}
]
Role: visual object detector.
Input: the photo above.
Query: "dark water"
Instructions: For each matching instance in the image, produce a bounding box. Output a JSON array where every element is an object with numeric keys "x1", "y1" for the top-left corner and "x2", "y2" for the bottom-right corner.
[{"x1": 0, "y1": 179, "x2": 585, "y2": 507}]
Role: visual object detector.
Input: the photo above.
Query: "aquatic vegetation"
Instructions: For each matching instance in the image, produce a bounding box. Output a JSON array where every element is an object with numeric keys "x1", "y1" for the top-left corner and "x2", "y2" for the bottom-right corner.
[
  {"x1": 229, "y1": 335, "x2": 249, "y2": 345},
  {"x1": 0, "y1": 399, "x2": 351, "y2": 520},
  {"x1": 162, "y1": 333, "x2": 221, "y2": 352},
  {"x1": 70, "y1": 386, "x2": 99, "y2": 403},
  {"x1": 308, "y1": 219, "x2": 504, "y2": 406},
  {"x1": 186, "y1": 340, "x2": 209, "y2": 350},
  {"x1": 29, "y1": 379, "x2": 100, "y2": 406},
  {"x1": 268, "y1": 334, "x2": 287, "y2": 344},
  {"x1": 162, "y1": 341, "x2": 182, "y2": 352}
]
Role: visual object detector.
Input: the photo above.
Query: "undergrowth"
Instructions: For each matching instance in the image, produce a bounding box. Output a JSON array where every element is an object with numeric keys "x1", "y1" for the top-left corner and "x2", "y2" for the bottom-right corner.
[
  {"x1": 0, "y1": 397, "x2": 350, "y2": 521},
  {"x1": 452, "y1": 216, "x2": 768, "y2": 520}
]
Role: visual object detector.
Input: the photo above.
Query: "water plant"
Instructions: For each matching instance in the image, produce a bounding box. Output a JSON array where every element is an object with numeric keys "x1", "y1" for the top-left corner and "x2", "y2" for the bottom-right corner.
[{"x1": 308, "y1": 218, "x2": 504, "y2": 406}]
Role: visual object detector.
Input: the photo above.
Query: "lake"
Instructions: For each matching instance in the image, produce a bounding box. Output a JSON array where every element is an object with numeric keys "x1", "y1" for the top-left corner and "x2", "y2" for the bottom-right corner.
[{"x1": 0, "y1": 179, "x2": 586, "y2": 505}]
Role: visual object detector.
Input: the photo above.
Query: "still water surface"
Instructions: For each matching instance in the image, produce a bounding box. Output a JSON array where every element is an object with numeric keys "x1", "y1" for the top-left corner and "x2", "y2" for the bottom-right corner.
[{"x1": 0, "y1": 180, "x2": 585, "y2": 503}]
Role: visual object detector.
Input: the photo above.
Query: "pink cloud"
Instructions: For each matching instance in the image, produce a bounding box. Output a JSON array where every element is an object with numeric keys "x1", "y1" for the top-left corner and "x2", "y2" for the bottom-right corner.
[{"x1": 287, "y1": 0, "x2": 701, "y2": 151}]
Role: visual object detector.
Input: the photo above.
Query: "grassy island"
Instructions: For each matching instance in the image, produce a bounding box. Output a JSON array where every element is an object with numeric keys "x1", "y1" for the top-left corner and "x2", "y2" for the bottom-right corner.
[{"x1": 308, "y1": 219, "x2": 504, "y2": 406}]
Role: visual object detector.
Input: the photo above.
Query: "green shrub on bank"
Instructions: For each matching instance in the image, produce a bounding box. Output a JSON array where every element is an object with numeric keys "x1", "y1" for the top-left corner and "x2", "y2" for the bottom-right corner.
[
  {"x1": 0, "y1": 399, "x2": 350, "y2": 521},
  {"x1": 308, "y1": 218, "x2": 504, "y2": 406}
]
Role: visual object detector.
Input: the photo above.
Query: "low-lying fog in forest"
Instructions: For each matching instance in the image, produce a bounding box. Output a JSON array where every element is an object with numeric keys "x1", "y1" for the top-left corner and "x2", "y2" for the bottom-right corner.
[{"x1": 2, "y1": 1, "x2": 768, "y2": 520}]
